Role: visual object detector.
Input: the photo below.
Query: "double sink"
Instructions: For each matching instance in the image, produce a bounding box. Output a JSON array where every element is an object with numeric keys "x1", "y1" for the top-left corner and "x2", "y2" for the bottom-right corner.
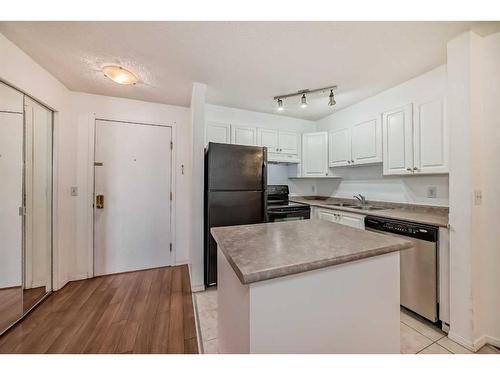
[{"x1": 325, "y1": 202, "x2": 387, "y2": 211}]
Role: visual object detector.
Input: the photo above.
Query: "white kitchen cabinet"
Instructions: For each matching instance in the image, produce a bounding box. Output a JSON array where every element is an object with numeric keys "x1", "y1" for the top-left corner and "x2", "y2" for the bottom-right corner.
[
  {"x1": 351, "y1": 118, "x2": 381, "y2": 165},
  {"x1": 0, "y1": 81, "x2": 24, "y2": 113},
  {"x1": 257, "y1": 129, "x2": 300, "y2": 163},
  {"x1": 341, "y1": 212, "x2": 365, "y2": 229},
  {"x1": 206, "y1": 122, "x2": 231, "y2": 145},
  {"x1": 231, "y1": 125, "x2": 257, "y2": 146},
  {"x1": 382, "y1": 99, "x2": 448, "y2": 176},
  {"x1": 382, "y1": 104, "x2": 414, "y2": 175},
  {"x1": 317, "y1": 209, "x2": 341, "y2": 223},
  {"x1": 328, "y1": 118, "x2": 381, "y2": 168},
  {"x1": 328, "y1": 128, "x2": 351, "y2": 167},
  {"x1": 413, "y1": 98, "x2": 448, "y2": 174},
  {"x1": 278, "y1": 131, "x2": 299, "y2": 155},
  {"x1": 317, "y1": 207, "x2": 365, "y2": 229},
  {"x1": 257, "y1": 128, "x2": 278, "y2": 151},
  {"x1": 302, "y1": 132, "x2": 329, "y2": 177}
]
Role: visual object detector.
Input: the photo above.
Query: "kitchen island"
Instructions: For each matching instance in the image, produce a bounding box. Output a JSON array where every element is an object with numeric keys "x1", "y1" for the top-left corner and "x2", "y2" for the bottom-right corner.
[{"x1": 211, "y1": 219, "x2": 412, "y2": 354}]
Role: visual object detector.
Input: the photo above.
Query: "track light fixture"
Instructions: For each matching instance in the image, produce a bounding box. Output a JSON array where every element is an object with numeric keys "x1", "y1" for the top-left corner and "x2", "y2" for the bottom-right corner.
[
  {"x1": 277, "y1": 98, "x2": 284, "y2": 111},
  {"x1": 273, "y1": 85, "x2": 337, "y2": 111},
  {"x1": 328, "y1": 89, "x2": 336, "y2": 106},
  {"x1": 300, "y1": 94, "x2": 308, "y2": 108}
]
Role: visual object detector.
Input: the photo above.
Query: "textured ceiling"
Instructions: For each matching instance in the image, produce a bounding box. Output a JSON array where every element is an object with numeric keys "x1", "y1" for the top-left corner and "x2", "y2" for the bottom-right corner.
[{"x1": 0, "y1": 21, "x2": 496, "y2": 120}]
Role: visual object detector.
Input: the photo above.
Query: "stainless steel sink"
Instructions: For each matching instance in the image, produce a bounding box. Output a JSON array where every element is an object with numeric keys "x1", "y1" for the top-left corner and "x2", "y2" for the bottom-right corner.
[
  {"x1": 326, "y1": 203, "x2": 388, "y2": 211},
  {"x1": 325, "y1": 203, "x2": 358, "y2": 207}
]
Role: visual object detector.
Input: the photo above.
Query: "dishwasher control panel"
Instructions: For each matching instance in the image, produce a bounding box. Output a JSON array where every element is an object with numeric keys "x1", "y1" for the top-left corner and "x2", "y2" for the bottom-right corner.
[{"x1": 365, "y1": 216, "x2": 438, "y2": 242}]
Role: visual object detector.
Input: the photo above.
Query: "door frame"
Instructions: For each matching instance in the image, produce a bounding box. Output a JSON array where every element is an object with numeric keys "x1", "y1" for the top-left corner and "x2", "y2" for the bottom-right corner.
[{"x1": 87, "y1": 116, "x2": 176, "y2": 278}]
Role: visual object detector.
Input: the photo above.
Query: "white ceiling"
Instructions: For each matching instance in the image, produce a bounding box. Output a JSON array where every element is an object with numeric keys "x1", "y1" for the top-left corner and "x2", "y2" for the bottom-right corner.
[{"x1": 0, "y1": 21, "x2": 497, "y2": 120}]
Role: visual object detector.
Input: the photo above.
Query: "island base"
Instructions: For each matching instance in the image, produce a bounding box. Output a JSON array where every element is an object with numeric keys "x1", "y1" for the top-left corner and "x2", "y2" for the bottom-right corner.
[{"x1": 218, "y1": 248, "x2": 400, "y2": 354}]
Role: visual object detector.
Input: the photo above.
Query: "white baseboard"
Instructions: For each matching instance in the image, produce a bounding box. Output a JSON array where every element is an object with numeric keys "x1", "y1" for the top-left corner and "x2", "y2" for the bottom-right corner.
[
  {"x1": 69, "y1": 273, "x2": 91, "y2": 282},
  {"x1": 447, "y1": 330, "x2": 476, "y2": 351},
  {"x1": 447, "y1": 331, "x2": 500, "y2": 352}
]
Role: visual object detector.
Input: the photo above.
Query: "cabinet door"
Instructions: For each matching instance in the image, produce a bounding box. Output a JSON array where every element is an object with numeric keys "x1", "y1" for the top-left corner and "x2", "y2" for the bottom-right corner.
[
  {"x1": 302, "y1": 132, "x2": 329, "y2": 177},
  {"x1": 328, "y1": 128, "x2": 351, "y2": 167},
  {"x1": 382, "y1": 104, "x2": 413, "y2": 175},
  {"x1": 231, "y1": 125, "x2": 257, "y2": 146},
  {"x1": 351, "y1": 118, "x2": 382, "y2": 165},
  {"x1": 206, "y1": 122, "x2": 230, "y2": 145},
  {"x1": 278, "y1": 131, "x2": 299, "y2": 155},
  {"x1": 317, "y1": 209, "x2": 340, "y2": 223},
  {"x1": 257, "y1": 128, "x2": 279, "y2": 152},
  {"x1": 413, "y1": 98, "x2": 448, "y2": 174},
  {"x1": 340, "y1": 213, "x2": 365, "y2": 229}
]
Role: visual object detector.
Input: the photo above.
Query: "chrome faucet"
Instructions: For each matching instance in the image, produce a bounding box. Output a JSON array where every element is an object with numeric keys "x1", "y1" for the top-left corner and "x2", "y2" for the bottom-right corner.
[{"x1": 353, "y1": 194, "x2": 367, "y2": 206}]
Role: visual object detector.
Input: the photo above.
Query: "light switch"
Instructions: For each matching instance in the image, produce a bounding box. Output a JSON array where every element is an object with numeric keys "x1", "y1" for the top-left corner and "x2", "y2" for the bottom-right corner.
[{"x1": 70, "y1": 186, "x2": 78, "y2": 196}]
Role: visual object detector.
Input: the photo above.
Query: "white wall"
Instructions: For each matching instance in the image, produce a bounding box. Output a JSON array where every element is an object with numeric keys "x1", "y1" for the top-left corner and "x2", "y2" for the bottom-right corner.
[
  {"x1": 316, "y1": 66, "x2": 449, "y2": 206},
  {"x1": 472, "y1": 31, "x2": 500, "y2": 348},
  {"x1": 316, "y1": 165, "x2": 449, "y2": 206},
  {"x1": 206, "y1": 104, "x2": 318, "y2": 196},
  {"x1": 191, "y1": 83, "x2": 207, "y2": 291},
  {"x1": 72, "y1": 92, "x2": 192, "y2": 280},
  {"x1": 0, "y1": 32, "x2": 75, "y2": 290}
]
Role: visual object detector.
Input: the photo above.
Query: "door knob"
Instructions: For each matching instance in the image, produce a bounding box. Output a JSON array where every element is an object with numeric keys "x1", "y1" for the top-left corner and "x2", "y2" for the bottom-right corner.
[{"x1": 96, "y1": 194, "x2": 104, "y2": 209}]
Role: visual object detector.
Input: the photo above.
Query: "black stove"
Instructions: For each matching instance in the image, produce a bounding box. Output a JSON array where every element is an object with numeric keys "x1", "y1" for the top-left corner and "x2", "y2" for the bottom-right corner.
[{"x1": 266, "y1": 185, "x2": 310, "y2": 222}]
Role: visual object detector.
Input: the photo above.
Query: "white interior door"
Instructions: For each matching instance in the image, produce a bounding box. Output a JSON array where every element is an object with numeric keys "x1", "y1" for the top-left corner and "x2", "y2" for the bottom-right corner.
[{"x1": 94, "y1": 120, "x2": 172, "y2": 276}]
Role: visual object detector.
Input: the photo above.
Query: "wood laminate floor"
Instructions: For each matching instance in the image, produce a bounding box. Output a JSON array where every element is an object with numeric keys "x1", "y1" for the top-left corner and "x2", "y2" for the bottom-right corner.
[{"x1": 0, "y1": 265, "x2": 198, "y2": 354}]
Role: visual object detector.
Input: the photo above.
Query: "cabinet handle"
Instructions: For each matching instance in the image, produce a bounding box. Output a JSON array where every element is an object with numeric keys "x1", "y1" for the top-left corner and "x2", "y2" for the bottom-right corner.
[
  {"x1": 351, "y1": 160, "x2": 354, "y2": 163},
  {"x1": 406, "y1": 168, "x2": 412, "y2": 171},
  {"x1": 413, "y1": 167, "x2": 418, "y2": 171},
  {"x1": 347, "y1": 160, "x2": 351, "y2": 164}
]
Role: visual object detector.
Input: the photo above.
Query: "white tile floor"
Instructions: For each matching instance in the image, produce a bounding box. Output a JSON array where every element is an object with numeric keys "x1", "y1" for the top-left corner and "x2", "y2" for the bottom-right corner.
[{"x1": 195, "y1": 287, "x2": 500, "y2": 355}]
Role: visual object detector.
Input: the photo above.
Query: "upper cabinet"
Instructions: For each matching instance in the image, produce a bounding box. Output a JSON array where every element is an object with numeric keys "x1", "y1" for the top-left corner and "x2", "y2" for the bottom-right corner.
[
  {"x1": 382, "y1": 104, "x2": 414, "y2": 175},
  {"x1": 382, "y1": 99, "x2": 447, "y2": 176},
  {"x1": 206, "y1": 122, "x2": 231, "y2": 145},
  {"x1": 413, "y1": 98, "x2": 448, "y2": 174},
  {"x1": 328, "y1": 117, "x2": 381, "y2": 167},
  {"x1": 257, "y1": 129, "x2": 300, "y2": 163},
  {"x1": 231, "y1": 125, "x2": 257, "y2": 146},
  {"x1": 328, "y1": 127, "x2": 351, "y2": 167},
  {"x1": 0, "y1": 82, "x2": 24, "y2": 113},
  {"x1": 302, "y1": 132, "x2": 329, "y2": 177}
]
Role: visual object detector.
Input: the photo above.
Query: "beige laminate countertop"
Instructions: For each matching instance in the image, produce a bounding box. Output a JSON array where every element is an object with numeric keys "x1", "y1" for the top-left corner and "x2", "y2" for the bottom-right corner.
[
  {"x1": 290, "y1": 197, "x2": 449, "y2": 228},
  {"x1": 211, "y1": 219, "x2": 412, "y2": 285}
]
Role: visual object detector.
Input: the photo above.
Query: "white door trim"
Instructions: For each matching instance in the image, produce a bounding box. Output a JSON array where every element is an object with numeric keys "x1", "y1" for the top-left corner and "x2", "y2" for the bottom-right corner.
[{"x1": 86, "y1": 116, "x2": 176, "y2": 278}]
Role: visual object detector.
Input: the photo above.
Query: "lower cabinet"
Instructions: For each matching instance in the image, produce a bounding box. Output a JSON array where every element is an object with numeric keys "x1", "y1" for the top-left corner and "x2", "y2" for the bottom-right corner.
[{"x1": 316, "y1": 208, "x2": 365, "y2": 229}]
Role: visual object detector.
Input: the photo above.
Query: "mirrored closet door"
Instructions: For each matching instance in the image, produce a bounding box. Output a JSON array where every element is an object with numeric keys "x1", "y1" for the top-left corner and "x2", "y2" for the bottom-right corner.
[{"x1": 0, "y1": 82, "x2": 53, "y2": 335}]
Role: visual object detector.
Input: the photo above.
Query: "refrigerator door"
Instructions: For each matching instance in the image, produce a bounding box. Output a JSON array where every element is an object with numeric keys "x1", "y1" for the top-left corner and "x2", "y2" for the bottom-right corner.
[
  {"x1": 207, "y1": 143, "x2": 265, "y2": 191},
  {"x1": 205, "y1": 190, "x2": 266, "y2": 286}
]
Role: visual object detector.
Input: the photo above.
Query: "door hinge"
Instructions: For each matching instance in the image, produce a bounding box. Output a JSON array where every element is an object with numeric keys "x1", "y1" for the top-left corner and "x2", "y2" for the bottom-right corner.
[
  {"x1": 169, "y1": 243, "x2": 173, "y2": 252},
  {"x1": 170, "y1": 141, "x2": 173, "y2": 150}
]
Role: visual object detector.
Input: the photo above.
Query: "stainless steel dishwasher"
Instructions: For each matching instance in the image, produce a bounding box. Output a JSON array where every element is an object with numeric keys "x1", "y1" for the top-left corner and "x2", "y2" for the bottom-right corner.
[{"x1": 364, "y1": 216, "x2": 439, "y2": 322}]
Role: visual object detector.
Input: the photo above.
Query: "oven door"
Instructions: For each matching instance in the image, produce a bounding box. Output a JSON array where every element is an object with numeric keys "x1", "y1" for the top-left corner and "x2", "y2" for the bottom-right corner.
[{"x1": 267, "y1": 207, "x2": 311, "y2": 222}]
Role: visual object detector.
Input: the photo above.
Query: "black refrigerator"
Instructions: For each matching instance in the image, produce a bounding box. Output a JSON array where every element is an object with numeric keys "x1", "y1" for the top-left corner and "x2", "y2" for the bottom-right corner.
[{"x1": 204, "y1": 142, "x2": 267, "y2": 287}]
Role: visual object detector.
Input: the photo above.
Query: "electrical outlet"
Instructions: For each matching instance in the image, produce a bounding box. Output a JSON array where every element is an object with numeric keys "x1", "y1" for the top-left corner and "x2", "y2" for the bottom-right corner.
[
  {"x1": 70, "y1": 186, "x2": 78, "y2": 196},
  {"x1": 474, "y1": 190, "x2": 482, "y2": 205},
  {"x1": 427, "y1": 186, "x2": 437, "y2": 198}
]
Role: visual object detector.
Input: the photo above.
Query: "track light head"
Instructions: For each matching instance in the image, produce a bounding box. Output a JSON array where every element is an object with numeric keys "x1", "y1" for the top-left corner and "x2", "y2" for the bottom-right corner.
[
  {"x1": 328, "y1": 89, "x2": 336, "y2": 106},
  {"x1": 300, "y1": 94, "x2": 308, "y2": 108},
  {"x1": 277, "y1": 98, "x2": 284, "y2": 111}
]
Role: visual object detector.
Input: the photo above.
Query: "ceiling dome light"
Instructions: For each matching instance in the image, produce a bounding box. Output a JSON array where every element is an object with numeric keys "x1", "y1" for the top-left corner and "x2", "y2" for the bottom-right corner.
[
  {"x1": 277, "y1": 98, "x2": 284, "y2": 111},
  {"x1": 328, "y1": 89, "x2": 336, "y2": 106},
  {"x1": 300, "y1": 94, "x2": 308, "y2": 108},
  {"x1": 102, "y1": 65, "x2": 138, "y2": 85}
]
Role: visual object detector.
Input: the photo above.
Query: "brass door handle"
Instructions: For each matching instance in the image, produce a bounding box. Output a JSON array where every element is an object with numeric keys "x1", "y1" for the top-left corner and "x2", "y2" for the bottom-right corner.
[{"x1": 96, "y1": 194, "x2": 104, "y2": 209}]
